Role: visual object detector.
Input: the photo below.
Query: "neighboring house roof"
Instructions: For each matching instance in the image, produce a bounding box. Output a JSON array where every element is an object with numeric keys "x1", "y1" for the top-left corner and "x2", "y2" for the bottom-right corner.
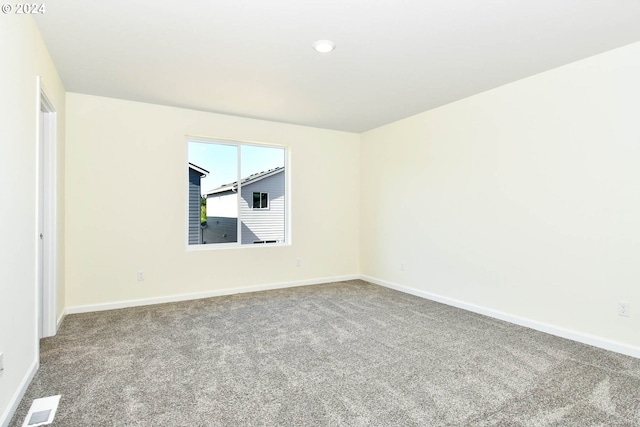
[
  {"x1": 189, "y1": 162, "x2": 209, "y2": 176},
  {"x1": 204, "y1": 166, "x2": 284, "y2": 196}
]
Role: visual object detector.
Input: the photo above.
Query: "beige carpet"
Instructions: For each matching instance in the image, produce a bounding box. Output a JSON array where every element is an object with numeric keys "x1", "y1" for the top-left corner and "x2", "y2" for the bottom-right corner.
[{"x1": 10, "y1": 280, "x2": 640, "y2": 426}]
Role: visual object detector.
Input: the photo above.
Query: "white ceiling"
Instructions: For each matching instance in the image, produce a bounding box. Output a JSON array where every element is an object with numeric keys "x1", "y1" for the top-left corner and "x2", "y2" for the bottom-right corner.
[{"x1": 34, "y1": 0, "x2": 640, "y2": 133}]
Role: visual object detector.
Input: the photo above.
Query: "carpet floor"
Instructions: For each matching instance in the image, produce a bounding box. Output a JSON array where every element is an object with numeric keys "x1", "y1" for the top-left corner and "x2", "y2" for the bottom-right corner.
[{"x1": 9, "y1": 280, "x2": 640, "y2": 426}]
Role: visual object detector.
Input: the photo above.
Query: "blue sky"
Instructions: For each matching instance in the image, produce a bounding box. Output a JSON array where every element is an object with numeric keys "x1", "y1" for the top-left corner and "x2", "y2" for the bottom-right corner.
[{"x1": 189, "y1": 141, "x2": 285, "y2": 195}]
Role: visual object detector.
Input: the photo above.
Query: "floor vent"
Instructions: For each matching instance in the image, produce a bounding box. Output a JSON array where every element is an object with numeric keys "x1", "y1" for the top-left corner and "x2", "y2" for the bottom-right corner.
[{"x1": 22, "y1": 395, "x2": 60, "y2": 427}]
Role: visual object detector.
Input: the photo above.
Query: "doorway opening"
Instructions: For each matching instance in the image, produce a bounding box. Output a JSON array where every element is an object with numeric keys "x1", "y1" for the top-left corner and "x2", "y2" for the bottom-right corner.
[{"x1": 37, "y1": 78, "x2": 57, "y2": 339}]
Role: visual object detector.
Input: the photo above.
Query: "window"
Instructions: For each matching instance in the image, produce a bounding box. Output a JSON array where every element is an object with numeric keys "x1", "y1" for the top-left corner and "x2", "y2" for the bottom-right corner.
[
  {"x1": 253, "y1": 192, "x2": 268, "y2": 209},
  {"x1": 187, "y1": 138, "x2": 287, "y2": 246}
]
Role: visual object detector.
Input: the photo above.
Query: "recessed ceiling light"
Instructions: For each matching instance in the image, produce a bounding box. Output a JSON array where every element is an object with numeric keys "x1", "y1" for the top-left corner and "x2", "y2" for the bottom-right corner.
[{"x1": 312, "y1": 40, "x2": 336, "y2": 53}]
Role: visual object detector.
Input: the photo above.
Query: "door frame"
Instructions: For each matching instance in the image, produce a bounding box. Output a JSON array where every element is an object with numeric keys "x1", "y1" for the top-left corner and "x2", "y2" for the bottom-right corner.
[{"x1": 36, "y1": 77, "x2": 58, "y2": 339}]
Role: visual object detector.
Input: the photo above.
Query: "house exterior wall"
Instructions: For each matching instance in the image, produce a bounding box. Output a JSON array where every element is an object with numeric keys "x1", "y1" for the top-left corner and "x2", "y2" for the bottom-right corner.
[
  {"x1": 202, "y1": 217, "x2": 237, "y2": 244},
  {"x1": 206, "y1": 193, "x2": 237, "y2": 218},
  {"x1": 240, "y1": 171, "x2": 285, "y2": 244},
  {"x1": 204, "y1": 192, "x2": 239, "y2": 244},
  {"x1": 188, "y1": 168, "x2": 202, "y2": 244}
]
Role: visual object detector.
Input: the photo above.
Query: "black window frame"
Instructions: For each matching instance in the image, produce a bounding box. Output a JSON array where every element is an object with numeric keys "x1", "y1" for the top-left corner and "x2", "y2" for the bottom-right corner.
[{"x1": 252, "y1": 192, "x2": 269, "y2": 210}]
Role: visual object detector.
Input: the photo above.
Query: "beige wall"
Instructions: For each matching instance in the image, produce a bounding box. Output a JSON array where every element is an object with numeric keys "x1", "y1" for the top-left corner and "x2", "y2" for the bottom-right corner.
[
  {"x1": 0, "y1": 17, "x2": 65, "y2": 425},
  {"x1": 65, "y1": 93, "x2": 360, "y2": 308},
  {"x1": 361, "y1": 42, "x2": 640, "y2": 350}
]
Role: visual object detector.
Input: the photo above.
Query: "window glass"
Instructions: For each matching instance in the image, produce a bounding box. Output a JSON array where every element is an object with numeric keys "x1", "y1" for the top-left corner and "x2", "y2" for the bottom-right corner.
[
  {"x1": 253, "y1": 192, "x2": 268, "y2": 209},
  {"x1": 187, "y1": 139, "x2": 286, "y2": 246}
]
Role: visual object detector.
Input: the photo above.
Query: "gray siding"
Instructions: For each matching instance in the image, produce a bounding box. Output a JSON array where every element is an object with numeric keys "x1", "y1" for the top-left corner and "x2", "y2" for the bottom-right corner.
[
  {"x1": 240, "y1": 171, "x2": 285, "y2": 244},
  {"x1": 188, "y1": 168, "x2": 202, "y2": 244}
]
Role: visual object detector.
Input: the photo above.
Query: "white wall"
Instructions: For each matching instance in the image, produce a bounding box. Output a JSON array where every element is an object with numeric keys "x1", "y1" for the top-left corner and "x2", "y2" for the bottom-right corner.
[
  {"x1": 0, "y1": 17, "x2": 65, "y2": 426},
  {"x1": 65, "y1": 93, "x2": 360, "y2": 309},
  {"x1": 361, "y1": 42, "x2": 640, "y2": 353}
]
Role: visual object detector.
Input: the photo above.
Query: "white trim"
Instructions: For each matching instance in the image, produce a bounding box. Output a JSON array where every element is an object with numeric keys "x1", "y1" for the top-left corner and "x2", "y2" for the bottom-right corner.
[
  {"x1": 188, "y1": 162, "x2": 209, "y2": 176},
  {"x1": 186, "y1": 134, "x2": 287, "y2": 149},
  {"x1": 186, "y1": 240, "x2": 290, "y2": 251},
  {"x1": 361, "y1": 275, "x2": 640, "y2": 359},
  {"x1": 285, "y1": 148, "x2": 291, "y2": 244},
  {"x1": 236, "y1": 142, "x2": 242, "y2": 241},
  {"x1": 66, "y1": 275, "x2": 359, "y2": 314},
  {"x1": 36, "y1": 77, "x2": 58, "y2": 339},
  {"x1": 0, "y1": 359, "x2": 38, "y2": 427},
  {"x1": 35, "y1": 78, "x2": 42, "y2": 350},
  {"x1": 56, "y1": 309, "x2": 66, "y2": 330}
]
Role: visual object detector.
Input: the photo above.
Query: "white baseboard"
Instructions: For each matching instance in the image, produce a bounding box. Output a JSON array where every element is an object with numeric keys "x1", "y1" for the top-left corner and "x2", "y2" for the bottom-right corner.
[
  {"x1": 0, "y1": 359, "x2": 38, "y2": 427},
  {"x1": 56, "y1": 309, "x2": 66, "y2": 331},
  {"x1": 361, "y1": 275, "x2": 640, "y2": 359},
  {"x1": 66, "y1": 275, "x2": 360, "y2": 315}
]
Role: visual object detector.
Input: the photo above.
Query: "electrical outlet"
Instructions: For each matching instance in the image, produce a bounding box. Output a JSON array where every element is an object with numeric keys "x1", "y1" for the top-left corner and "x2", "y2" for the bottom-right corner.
[
  {"x1": 0, "y1": 352, "x2": 4, "y2": 377},
  {"x1": 137, "y1": 270, "x2": 145, "y2": 281},
  {"x1": 296, "y1": 258, "x2": 301, "y2": 267},
  {"x1": 618, "y1": 301, "x2": 630, "y2": 317},
  {"x1": 400, "y1": 263, "x2": 405, "y2": 271}
]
